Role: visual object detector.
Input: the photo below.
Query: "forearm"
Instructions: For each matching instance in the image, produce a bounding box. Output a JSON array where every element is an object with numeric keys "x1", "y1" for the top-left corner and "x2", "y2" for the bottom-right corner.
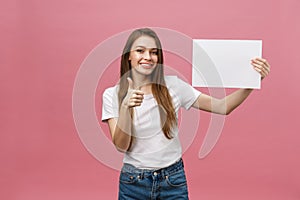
[
  {"x1": 113, "y1": 105, "x2": 133, "y2": 152},
  {"x1": 222, "y1": 88, "x2": 253, "y2": 115}
]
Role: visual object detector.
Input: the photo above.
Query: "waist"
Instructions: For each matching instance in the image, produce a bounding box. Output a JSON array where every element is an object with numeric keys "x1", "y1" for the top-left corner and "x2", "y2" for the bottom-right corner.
[{"x1": 121, "y1": 158, "x2": 184, "y2": 177}]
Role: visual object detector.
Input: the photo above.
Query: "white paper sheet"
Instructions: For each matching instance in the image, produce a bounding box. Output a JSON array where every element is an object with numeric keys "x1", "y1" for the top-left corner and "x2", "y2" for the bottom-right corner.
[{"x1": 192, "y1": 39, "x2": 262, "y2": 89}]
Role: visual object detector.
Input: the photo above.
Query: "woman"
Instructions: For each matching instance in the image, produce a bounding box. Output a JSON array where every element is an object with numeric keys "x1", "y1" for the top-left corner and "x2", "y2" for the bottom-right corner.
[{"x1": 102, "y1": 28, "x2": 270, "y2": 200}]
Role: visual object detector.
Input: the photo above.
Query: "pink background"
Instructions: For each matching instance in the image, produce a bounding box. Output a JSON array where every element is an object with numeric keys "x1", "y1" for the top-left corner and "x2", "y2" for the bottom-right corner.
[{"x1": 1, "y1": 0, "x2": 300, "y2": 199}]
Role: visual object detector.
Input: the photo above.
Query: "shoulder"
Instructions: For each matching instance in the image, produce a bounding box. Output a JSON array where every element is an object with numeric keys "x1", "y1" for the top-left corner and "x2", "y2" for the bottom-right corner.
[
  {"x1": 103, "y1": 85, "x2": 119, "y2": 95},
  {"x1": 164, "y1": 75, "x2": 179, "y2": 87},
  {"x1": 164, "y1": 75, "x2": 191, "y2": 98},
  {"x1": 103, "y1": 85, "x2": 119, "y2": 101},
  {"x1": 165, "y1": 75, "x2": 201, "y2": 108},
  {"x1": 164, "y1": 75, "x2": 191, "y2": 90},
  {"x1": 102, "y1": 85, "x2": 120, "y2": 121}
]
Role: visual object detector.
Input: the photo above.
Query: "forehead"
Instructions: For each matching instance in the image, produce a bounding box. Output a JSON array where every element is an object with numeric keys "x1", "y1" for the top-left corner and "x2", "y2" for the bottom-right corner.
[{"x1": 131, "y1": 35, "x2": 157, "y2": 49}]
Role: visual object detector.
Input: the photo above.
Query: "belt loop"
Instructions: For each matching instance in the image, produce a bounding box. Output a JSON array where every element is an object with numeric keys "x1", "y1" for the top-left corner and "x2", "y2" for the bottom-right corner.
[
  {"x1": 161, "y1": 168, "x2": 166, "y2": 179},
  {"x1": 141, "y1": 169, "x2": 144, "y2": 179}
]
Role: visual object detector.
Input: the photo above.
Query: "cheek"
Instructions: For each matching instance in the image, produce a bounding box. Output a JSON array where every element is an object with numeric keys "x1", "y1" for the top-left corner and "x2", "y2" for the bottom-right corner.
[{"x1": 130, "y1": 53, "x2": 141, "y2": 62}]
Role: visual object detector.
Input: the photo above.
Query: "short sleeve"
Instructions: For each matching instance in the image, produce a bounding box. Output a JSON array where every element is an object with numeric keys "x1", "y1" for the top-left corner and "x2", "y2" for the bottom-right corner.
[
  {"x1": 101, "y1": 86, "x2": 119, "y2": 121},
  {"x1": 166, "y1": 76, "x2": 201, "y2": 110}
]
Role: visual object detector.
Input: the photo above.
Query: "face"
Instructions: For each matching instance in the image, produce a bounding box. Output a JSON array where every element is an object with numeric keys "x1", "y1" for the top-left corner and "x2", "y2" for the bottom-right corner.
[{"x1": 129, "y1": 35, "x2": 158, "y2": 77}]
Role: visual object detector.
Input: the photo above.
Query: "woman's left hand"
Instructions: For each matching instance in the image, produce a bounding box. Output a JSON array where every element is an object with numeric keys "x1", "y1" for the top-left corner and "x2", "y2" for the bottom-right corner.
[{"x1": 251, "y1": 58, "x2": 271, "y2": 80}]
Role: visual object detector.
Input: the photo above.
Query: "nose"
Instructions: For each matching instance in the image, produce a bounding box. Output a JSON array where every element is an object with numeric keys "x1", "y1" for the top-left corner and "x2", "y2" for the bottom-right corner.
[{"x1": 143, "y1": 50, "x2": 151, "y2": 60}]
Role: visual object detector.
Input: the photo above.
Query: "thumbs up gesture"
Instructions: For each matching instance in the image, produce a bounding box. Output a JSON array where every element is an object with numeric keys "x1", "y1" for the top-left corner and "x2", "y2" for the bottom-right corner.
[{"x1": 122, "y1": 77, "x2": 144, "y2": 108}]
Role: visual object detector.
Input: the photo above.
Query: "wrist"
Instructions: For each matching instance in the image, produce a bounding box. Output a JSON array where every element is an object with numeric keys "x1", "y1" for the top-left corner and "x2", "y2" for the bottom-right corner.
[{"x1": 121, "y1": 101, "x2": 130, "y2": 109}]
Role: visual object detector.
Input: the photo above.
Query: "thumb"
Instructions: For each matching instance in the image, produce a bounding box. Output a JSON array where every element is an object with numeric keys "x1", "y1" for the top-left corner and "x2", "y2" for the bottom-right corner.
[{"x1": 127, "y1": 77, "x2": 134, "y2": 90}]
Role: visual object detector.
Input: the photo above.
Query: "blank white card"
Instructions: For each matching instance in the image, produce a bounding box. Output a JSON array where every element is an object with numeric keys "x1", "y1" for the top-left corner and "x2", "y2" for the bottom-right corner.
[{"x1": 192, "y1": 39, "x2": 262, "y2": 89}]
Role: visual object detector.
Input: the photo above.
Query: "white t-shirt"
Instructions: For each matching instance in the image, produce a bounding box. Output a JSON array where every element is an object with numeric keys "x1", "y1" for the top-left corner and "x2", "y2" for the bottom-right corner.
[{"x1": 102, "y1": 76, "x2": 201, "y2": 169}]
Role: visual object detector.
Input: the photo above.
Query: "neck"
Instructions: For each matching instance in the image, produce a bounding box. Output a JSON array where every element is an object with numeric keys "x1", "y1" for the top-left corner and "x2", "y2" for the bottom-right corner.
[{"x1": 131, "y1": 74, "x2": 152, "y2": 94}]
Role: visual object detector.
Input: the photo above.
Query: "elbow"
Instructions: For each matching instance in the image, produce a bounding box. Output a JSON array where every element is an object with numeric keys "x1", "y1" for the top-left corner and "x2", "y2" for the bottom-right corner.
[
  {"x1": 216, "y1": 99, "x2": 234, "y2": 115},
  {"x1": 214, "y1": 107, "x2": 232, "y2": 115},
  {"x1": 226, "y1": 111, "x2": 231, "y2": 115},
  {"x1": 222, "y1": 107, "x2": 235, "y2": 115},
  {"x1": 214, "y1": 100, "x2": 232, "y2": 115},
  {"x1": 115, "y1": 146, "x2": 128, "y2": 153},
  {"x1": 115, "y1": 145, "x2": 129, "y2": 153},
  {"x1": 217, "y1": 110, "x2": 231, "y2": 115},
  {"x1": 224, "y1": 108, "x2": 233, "y2": 115},
  {"x1": 112, "y1": 137, "x2": 130, "y2": 153}
]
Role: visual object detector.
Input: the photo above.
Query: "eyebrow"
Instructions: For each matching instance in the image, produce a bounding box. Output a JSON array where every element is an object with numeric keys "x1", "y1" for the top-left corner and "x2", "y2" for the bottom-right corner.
[{"x1": 134, "y1": 46, "x2": 158, "y2": 50}]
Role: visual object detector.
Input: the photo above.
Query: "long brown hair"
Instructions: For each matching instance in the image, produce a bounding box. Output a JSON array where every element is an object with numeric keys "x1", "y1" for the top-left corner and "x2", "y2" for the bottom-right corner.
[{"x1": 118, "y1": 28, "x2": 176, "y2": 139}]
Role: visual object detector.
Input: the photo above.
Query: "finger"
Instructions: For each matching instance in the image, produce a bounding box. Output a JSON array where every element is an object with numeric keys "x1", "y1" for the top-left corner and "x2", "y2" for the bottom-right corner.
[
  {"x1": 264, "y1": 61, "x2": 271, "y2": 73},
  {"x1": 130, "y1": 96, "x2": 143, "y2": 103},
  {"x1": 253, "y1": 64, "x2": 267, "y2": 76},
  {"x1": 253, "y1": 66, "x2": 268, "y2": 78},
  {"x1": 135, "y1": 102, "x2": 142, "y2": 107},
  {"x1": 128, "y1": 99, "x2": 142, "y2": 107},
  {"x1": 253, "y1": 66, "x2": 262, "y2": 74},
  {"x1": 133, "y1": 90, "x2": 144, "y2": 96},
  {"x1": 252, "y1": 62, "x2": 269, "y2": 76},
  {"x1": 132, "y1": 99, "x2": 143, "y2": 104},
  {"x1": 127, "y1": 77, "x2": 134, "y2": 90},
  {"x1": 129, "y1": 93, "x2": 144, "y2": 103},
  {"x1": 252, "y1": 58, "x2": 271, "y2": 71},
  {"x1": 251, "y1": 62, "x2": 262, "y2": 70},
  {"x1": 128, "y1": 102, "x2": 137, "y2": 108},
  {"x1": 252, "y1": 57, "x2": 267, "y2": 64},
  {"x1": 252, "y1": 62, "x2": 264, "y2": 72},
  {"x1": 132, "y1": 94, "x2": 144, "y2": 100},
  {"x1": 251, "y1": 59, "x2": 264, "y2": 67}
]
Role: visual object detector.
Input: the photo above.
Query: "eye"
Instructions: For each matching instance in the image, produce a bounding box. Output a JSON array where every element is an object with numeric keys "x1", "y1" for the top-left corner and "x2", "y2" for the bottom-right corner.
[
  {"x1": 136, "y1": 49, "x2": 144, "y2": 53},
  {"x1": 151, "y1": 50, "x2": 158, "y2": 55}
]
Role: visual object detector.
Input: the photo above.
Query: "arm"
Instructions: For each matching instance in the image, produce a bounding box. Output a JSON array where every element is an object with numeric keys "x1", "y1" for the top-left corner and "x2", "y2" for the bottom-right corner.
[
  {"x1": 107, "y1": 106, "x2": 132, "y2": 152},
  {"x1": 192, "y1": 89, "x2": 253, "y2": 115},
  {"x1": 107, "y1": 78, "x2": 144, "y2": 152},
  {"x1": 192, "y1": 58, "x2": 270, "y2": 115}
]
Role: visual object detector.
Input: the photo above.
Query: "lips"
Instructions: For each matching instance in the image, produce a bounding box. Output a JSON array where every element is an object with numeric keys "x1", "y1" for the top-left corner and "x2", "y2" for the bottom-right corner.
[{"x1": 139, "y1": 63, "x2": 154, "y2": 69}]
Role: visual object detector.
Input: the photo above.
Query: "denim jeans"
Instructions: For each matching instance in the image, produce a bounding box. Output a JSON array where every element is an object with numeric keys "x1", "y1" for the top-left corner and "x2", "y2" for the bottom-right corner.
[{"x1": 118, "y1": 158, "x2": 189, "y2": 200}]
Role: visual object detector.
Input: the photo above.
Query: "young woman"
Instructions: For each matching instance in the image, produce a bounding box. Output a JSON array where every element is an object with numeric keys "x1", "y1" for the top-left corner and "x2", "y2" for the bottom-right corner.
[{"x1": 102, "y1": 28, "x2": 270, "y2": 200}]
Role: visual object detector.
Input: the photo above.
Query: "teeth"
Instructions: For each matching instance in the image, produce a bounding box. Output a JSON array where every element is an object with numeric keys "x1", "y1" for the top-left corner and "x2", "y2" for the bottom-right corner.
[{"x1": 140, "y1": 64, "x2": 152, "y2": 67}]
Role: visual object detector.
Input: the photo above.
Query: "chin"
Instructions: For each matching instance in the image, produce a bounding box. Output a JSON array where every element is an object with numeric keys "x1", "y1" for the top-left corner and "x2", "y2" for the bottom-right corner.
[{"x1": 136, "y1": 66, "x2": 156, "y2": 75}]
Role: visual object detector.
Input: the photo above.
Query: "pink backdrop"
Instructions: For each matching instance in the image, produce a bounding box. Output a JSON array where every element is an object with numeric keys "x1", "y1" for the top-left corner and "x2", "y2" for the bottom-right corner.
[{"x1": 1, "y1": 0, "x2": 300, "y2": 199}]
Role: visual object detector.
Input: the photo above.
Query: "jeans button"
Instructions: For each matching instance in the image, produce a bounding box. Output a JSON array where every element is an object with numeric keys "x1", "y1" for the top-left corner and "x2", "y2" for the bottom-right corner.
[{"x1": 153, "y1": 172, "x2": 157, "y2": 176}]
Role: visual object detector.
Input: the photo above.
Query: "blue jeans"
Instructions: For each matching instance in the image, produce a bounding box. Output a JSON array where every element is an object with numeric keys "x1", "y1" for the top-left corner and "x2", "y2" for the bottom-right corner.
[{"x1": 118, "y1": 158, "x2": 189, "y2": 200}]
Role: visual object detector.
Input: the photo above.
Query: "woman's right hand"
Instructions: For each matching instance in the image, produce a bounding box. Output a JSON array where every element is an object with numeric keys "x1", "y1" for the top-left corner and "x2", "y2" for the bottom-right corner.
[{"x1": 122, "y1": 77, "x2": 144, "y2": 108}]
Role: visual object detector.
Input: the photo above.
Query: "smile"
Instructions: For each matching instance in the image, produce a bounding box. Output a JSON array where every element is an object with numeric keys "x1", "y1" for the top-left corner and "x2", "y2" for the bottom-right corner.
[{"x1": 139, "y1": 63, "x2": 155, "y2": 69}]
